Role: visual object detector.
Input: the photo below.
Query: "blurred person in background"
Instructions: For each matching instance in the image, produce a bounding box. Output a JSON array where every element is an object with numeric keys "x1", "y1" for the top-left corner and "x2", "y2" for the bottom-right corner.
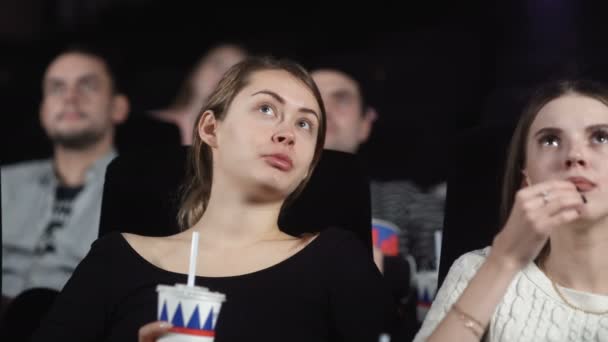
[
  {"x1": 151, "y1": 43, "x2": 247, "y2": 145},
  {"x1": 311, "y1": 66, "x2": 444, "y2": 272},
  {"x1": 311, "y1": 63, "x2": 445, "y2": 339},
  {"x1": 1, "y1": 45, "x2": 128, "y2": 310}
]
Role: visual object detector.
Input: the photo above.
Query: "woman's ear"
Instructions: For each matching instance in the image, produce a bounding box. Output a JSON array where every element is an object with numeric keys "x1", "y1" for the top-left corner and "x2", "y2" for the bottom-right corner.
[
  {"x1": 110, "y1": 94, "x2": 130, "y2": 124},
  {"x1": 198, "y1": 110, "x2": 219, "y2": 148}
]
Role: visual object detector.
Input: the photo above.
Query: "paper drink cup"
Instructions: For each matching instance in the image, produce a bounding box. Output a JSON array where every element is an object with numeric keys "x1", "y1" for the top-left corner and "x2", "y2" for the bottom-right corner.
[{"x1": 156, "y1": 284, "x2": 226, "y2": 342}]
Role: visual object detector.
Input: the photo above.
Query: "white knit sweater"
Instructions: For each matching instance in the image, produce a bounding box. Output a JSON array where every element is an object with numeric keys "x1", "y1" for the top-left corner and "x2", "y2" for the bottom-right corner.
[{"x1": 413, "y1": 247, "x2": 608, "y2": 342}]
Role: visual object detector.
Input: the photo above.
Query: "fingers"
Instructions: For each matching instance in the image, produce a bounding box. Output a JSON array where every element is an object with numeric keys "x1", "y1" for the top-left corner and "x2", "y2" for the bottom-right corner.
[
  {"x1": 542, "y1": 190, "x2": 585, "y2": 217},
  {"x1": 518, "y1": 180, "x2": 585, "y2": 213},
  {"x1": 515, "y1": 182, "x2": 585, "y2": 235},
  {"x1": 523, "y1": 187, "x2": 584, "y2": 214},
  {"x1": 138, "y1": 321, "x2": 172, "y2": 342},
  {"x1": 496, "y1": 180, "x2": 583, "y2": 269},
  {"x1": 543, "y1": 208, "x2": 581, "y2": 229},
  {"x1": 518, "y1": 180, "x2": 577, "y2": 201}
]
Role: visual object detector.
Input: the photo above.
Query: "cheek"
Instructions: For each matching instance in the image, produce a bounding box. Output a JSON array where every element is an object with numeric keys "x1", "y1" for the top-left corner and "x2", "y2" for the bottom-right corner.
[
  {"x1": 40, "y1": 104, "x2": 54, "y2": 125},
  {"x1": 298, "y1": 137, "x2": 317, "y2": 167},
  {"x1": 226, "y1": 121, "x2": 267, "y2": 158},
  {"x1": 41, "y1": 98, "x2": 58, "y2": 113},
  {"x1": 527, "y1": 160, "x2": 555, "y2": 182},
  {"x1": 599, "y1": 175, "x2": 608, "y2": 192},
  {"x1": 525, "y1": 154, "x2": 552, "y2": 183},
  {"x1": 595, "y1": 156, "x2": 608, "y2": 184},
  {"x1": 225, "y1": 126, "x2": 249, "y2": 151},
  {"x1": 336, "y1": 109, "x2": 356, "y2": 122},
  {"x1": 526, "y1": 144, "x2": 563, "y2": 167},
  {"x1": 596, "y1": 145, "x2": 608, "y2": 160},
  {"x1": 86, "y1": 109, "x2": 109, "y2": 127}
]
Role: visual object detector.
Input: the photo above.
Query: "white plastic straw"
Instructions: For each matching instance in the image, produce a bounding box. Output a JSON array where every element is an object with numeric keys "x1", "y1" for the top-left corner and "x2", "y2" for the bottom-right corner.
[
  {"x1": 187, "y1": 232, "x2": 200, "y2": 287},
  {"x1": 434, "y1": 230, "x2": 442, "y2": 270}
]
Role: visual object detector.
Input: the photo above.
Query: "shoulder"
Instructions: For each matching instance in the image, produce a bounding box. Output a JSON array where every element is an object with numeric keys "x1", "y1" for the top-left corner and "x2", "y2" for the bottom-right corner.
[
  {"x1": 58, "y1": 232, "x2": 135, "y2": 284},
  {"x1": 316, "y1": 227, "x2": 367, "y2": 250},
  {"x1": 450, "y1": 247, "x2": 490, "y2": 270},
  {"x1": 302, "y1": 227, "x2": 372, "y2": 266},
  {"x1": 120, "y1": 232, "x2": 177, "y2": 268},
  {"x1": 89, "y1": 231, "x2": 130, "y2": 254},
  {"x1": 432, "y1": 247, "x2": 491, "y2": 304},
  {"x1": 121, "y1": 232, "x2": 150, "y2": 248},
  {"x1": 1, "y1": 159, "x2": 52, "y2": 181},
  {"x1": 434, "y1": 247, "x2": 491, "y2": 304},
  {"x1": 413, "y1": 247, "x2": 491, "y2": 342},
  {"x1": 441, "y1": 247, "x2": 490, "y2": 287},
  {"x1": 87, "y1": 231, "x2": 162, "y2": 262},
  {"x1": 314, "y1": 228, "x2": 377, "y2": 275},
  {"x1": 75, "y1": 232, "x2": 166, "y2": 275},
  {"x1": 435, "y1": 247, "x2": 492, "y2": 306}
]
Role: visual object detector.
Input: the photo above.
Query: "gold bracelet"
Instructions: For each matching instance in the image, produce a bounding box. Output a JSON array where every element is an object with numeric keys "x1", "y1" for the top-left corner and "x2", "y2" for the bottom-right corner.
[{"x1": 451, "y1": 304, "x2": 484, "y2": 338}]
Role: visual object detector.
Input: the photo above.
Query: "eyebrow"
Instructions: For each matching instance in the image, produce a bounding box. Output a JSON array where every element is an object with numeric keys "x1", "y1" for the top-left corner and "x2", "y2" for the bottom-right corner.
[
  {"x1": 45, "y1": 73, "x2": 100, "y2": 87},
  {"x1": 533, "y1": 124, "x2": 608, "y2": 138},
  {"x1": 44, "y1": 78, "x2": 64, "y2": 88},
  {"x1": 331, "y1": 89, "x2": 355, "y2": 98},
  {"x1": 252, "y1": 90, "x2": 319, "y2": 119},
  {"x1": 586, "y1": 124, "x2": 608, "y2": 132},
  {"x1": 533, "y1": 127, "x2": 561, "y2": 138},
  {"x1": 78, "y1": 74, "x2": 101, "y2": 84}
]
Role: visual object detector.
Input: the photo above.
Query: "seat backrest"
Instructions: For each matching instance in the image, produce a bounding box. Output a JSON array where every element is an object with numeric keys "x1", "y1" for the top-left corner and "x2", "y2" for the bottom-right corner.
[
  {"x1": 98, "y1": 147, "x2": 372, "y2": 250},
  {"x1": 438, "y1": 122, "x2": 515, "y2": 287},
  {"x1": 114, "y1": 113, "x2": 181, "y2": 154}
]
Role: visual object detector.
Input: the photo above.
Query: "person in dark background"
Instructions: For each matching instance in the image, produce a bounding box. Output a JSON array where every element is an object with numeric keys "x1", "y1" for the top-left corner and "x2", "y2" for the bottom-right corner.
[
  {"x1": 2, "y1": 46, "x2": 128, "y2": 306},
  {"x1": 311, "y1": 63, "x2": 444, "y2": 339},
  {"x1": 150, "y1": 43, "x2": 248, "y2": 145},
  {"x1": 311, "y1": 65, "x2": 445, "y2": 271}
]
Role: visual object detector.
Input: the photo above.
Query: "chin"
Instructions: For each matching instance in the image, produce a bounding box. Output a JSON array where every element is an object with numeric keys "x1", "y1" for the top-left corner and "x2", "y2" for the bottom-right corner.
[
  {"x1": 248, "y1": 179, "x2": 289, "y2": 201},
  {"x1": 242, "y1": 168, "x2": 299, "y2": 198},
  {"x1": 588, "y1": 209, "x2": 608, "y2": 226},
  {"x1": 568, "y1": 211, "x2": 608, "y2": 231}
]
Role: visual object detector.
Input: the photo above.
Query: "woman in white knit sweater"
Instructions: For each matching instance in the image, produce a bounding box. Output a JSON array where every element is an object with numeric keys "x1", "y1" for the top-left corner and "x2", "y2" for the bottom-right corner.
[{"x1": 414, "y1": 79, "x2": 608, "y2": 342}]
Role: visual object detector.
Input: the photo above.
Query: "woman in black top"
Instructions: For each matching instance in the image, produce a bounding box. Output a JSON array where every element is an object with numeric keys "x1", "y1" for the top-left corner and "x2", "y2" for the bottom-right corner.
[{"x1": 32, "y1": 57, "x2": 399, "y2": 341}]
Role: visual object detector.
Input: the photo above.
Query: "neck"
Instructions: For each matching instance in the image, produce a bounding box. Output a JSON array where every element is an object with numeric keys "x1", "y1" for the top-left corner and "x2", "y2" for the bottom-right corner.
[
  {"x1": 53, "y1": 136, "x2": 113, "y2": 187},
  {"x1": 544, "y1": 219, "x2": 608, "y2": 295},
  {"x1": 189, "y1": 177, "x2": 285, "y2": 246}
]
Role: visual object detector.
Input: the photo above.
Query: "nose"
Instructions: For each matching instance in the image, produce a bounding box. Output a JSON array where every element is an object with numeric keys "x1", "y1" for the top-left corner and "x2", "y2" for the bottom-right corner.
[
  {"x1": 272, "y1": 129, "x2": 295, "y2": 146},
  {"x1": 565, "y1": 145, "x2": 587, "y2": 168},
  {"x1": 63, "y1": 85, "x2": 80, "y2": 104},
  {"x1": 565, "y1": 155, "x2": 586, "y2": 168}
]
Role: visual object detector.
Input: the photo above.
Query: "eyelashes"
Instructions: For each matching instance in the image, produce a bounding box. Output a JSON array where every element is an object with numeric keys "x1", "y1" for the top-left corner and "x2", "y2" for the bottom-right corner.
[
  {"x1": 538, "y1": 134, "x2": 560, "y2": 147},
  {"x1": 257, "y1": 103, "x2": 315, "y2": 132},
  {"x1": 259, "y1": 104, "x2": 274, "y2": 116},
  {"x1": 297, "y1": 119, "x2": 314, "y2": 131},
  {"x1": 537, "y1": 129, "x2": 608, "y2": 147},
  {"x1": 591, "y1": 129, "x2": 608, "y2": 144}
]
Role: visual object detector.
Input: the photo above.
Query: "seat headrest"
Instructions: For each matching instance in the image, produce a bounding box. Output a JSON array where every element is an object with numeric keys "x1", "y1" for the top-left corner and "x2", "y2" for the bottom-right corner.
[{"x1": 99, "y1": 147, "x2": 372, "y2": 250}]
